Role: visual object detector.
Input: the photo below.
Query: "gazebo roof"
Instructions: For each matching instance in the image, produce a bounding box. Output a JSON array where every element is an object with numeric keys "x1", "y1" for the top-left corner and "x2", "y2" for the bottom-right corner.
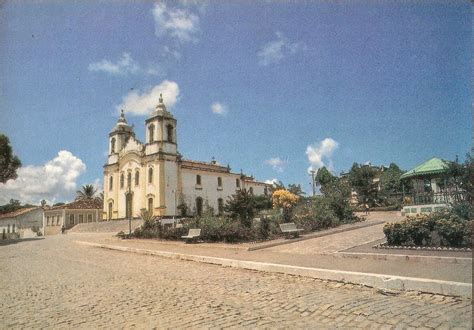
[{"x1": 400, "y1": 157, "x2": 450, "y2": 180}]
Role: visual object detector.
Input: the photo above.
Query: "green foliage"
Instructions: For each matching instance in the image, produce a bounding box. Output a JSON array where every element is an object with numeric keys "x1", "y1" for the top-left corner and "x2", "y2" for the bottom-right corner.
[
  {"x1": 177, "y1": 195, "x2": 190, "y2": 217},
  {"x1": 379, "y1": 163, "x2": 404, "y2": 193},
  {"x1": 75, "y1": 184, "x2": 98, "y2": 200},
  {"x1": 348, "y1": 163, "x2": 378, "y2": 205},
  {"x1": 0, "y1": 134, "x2": 21, "y2": 183},
  {"x1": 0, "y1": 199, "x2": 21, "y2": 214},
  {"x1": 258, "y1": 216, "x2": 271, "y2": 239},
  {"x1": 224, "y1": 189, "x2": 255, "y2": 228},
  {"x1": 383, "y1": 210, "x2": 472, "y2": 247},
  {"x1": 315, "y1": 167, "x2": 336, "y2": 191},
  {"x1": 287, "y1": 184, "x2": 305, "y2": 197},
  {"x1": 53, "y1": 202, "x2": 65, "y2": 207},
  {"x1": 252, "y1": 194, "x2": 272, "y2": 211}
]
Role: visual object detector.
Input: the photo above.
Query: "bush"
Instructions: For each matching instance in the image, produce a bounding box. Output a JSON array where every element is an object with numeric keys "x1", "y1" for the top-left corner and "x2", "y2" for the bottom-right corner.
[{"x1": 383, "y1": 210, "x2": 472, "y2": 247}]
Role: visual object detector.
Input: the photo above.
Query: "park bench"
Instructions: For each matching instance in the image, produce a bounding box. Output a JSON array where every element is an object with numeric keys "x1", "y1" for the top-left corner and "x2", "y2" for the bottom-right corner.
[
  {"x1": 181, "y1": 228, "x2": 201, "y2": 243},
  {"x1": 279, "y1": 223, "x2": 303, "y2": 239}
]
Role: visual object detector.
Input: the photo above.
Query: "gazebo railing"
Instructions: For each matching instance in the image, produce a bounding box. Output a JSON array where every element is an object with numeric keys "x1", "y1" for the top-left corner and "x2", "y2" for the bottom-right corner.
[{"x1": 408, "y1": 191, "x2": 467, "y2": 205}]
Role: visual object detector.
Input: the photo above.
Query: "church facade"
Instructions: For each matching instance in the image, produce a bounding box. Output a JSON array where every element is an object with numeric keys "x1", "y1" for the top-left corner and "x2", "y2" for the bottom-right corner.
[{"x1": 103, "y1": 94, "x2": 270, "y2": 220}]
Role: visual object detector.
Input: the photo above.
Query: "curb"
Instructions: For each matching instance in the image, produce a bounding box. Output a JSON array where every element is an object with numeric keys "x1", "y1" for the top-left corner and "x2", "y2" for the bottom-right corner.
[
  {"x1": 247, "y1": 220, "x2": 386, "y2": 251},
  {"x1": 75, "y1": 240, "x2": 472, "y2": 298},
  {"x1": 335, "y1": 252, "x2": 472, "y2": 265}
]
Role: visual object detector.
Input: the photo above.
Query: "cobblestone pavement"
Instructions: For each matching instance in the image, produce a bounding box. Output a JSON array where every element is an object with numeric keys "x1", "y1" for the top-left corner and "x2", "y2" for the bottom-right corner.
[{"x1": 1, "y1": 235, "x2": 471, "y2": 329}]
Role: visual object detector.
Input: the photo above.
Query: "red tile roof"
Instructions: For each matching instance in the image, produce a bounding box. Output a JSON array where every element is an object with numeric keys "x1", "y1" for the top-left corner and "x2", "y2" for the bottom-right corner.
[
  {"x1": 0, "y1": 207, "x2": 40, "y2": 219},
  {"x1": 50, "y1": 198, "x2": 103, "y2": 210}
]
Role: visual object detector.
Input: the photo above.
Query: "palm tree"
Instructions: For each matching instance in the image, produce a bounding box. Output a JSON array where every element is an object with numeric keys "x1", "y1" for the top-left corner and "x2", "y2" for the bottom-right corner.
[{"x1": 75, "y1": 184, "x2": 98, "y2": 200}]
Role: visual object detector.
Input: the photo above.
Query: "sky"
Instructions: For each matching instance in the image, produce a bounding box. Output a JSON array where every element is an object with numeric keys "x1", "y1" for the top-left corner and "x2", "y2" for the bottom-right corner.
[{"x1": 0, "y1": 0, "x2": 472, "y2": 204}]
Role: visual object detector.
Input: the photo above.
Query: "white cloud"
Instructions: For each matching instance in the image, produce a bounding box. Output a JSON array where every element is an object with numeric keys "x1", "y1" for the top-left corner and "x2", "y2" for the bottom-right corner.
[
  {"x1": 0, "y1": 151, "x2": 86, "y2": 205},
  {"x1": 153, "y1": 2, "x2": 200, "y2": 43},
  {"x1": 258, "y1": 32, "x2": 306, "y2": 66},
  {"x1": 211, "y1": 102, "x2": 228, "y2": 115},
  {"x1": 265, "y1": 157, "x2": 287, "y2": 172},
  {"x1": 89, "y1": 53, "x2": 162, "y2": 76},
  {"x1": 306, "y1": 138, "x2": 339, "y2": 172},
  {"x1": 117, "y1": 80, "x2": 180, "y2": 116},
  {"x1": 265, "y1": 178, "x2": 279, "y2": 185},
  {"x1": 88, "y1": 53, "x2": 140, "y2": 75}
]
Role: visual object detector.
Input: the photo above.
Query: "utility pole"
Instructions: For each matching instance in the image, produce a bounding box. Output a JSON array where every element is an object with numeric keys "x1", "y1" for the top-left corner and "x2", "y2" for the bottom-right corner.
[{"x1": 310, "y1": 170, "x2": 316, "y2": 197}]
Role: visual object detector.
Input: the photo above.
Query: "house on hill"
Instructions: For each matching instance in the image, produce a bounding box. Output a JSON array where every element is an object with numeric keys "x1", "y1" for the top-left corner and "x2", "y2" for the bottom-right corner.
[{"x1": 43, "y1": 199, "x2": 102, "y2": 235}]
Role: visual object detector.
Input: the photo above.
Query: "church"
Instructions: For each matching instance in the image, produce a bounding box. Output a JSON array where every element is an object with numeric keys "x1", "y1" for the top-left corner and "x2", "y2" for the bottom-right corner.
[{"x1": 103, "y1": 94, "x2": 270, "y2": 220}]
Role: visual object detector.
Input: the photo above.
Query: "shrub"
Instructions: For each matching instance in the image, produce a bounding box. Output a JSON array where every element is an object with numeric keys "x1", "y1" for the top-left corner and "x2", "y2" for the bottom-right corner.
[
  {"x1": 258, "y1": 216, "x2": 271, "y2": 239},
  {"x1": 383, "y1": 210, "x2": 472, "y2": 247},
  {"x1": 272, "y1": 189, "x2": 300, "y2": 223}
]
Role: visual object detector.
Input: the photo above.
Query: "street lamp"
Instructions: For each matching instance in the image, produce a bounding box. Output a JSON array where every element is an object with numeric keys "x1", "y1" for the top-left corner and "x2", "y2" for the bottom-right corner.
[{"x1": 126, "y1": 184, "x2": 132, "y2": 236}]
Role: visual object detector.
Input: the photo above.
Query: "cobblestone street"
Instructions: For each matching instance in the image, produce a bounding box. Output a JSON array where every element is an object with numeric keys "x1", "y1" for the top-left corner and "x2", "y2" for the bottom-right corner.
[{"x1": 1, "y1": 235, "x2": 471, "y2": 329}]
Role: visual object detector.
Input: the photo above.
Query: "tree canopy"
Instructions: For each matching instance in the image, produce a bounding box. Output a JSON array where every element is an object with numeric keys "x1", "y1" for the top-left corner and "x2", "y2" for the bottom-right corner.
[
  {"x1": 0, "y1": 134, "x2": 21, "y2": 183},
  {"x1": 75, "y1": 184, "x2": 98, "y2": 200}
]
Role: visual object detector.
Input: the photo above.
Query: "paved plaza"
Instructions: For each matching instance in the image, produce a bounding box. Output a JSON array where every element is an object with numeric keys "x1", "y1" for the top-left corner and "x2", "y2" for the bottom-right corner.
[{"x1": 1, "y1": 233, "x2": 472, "y2": 329}]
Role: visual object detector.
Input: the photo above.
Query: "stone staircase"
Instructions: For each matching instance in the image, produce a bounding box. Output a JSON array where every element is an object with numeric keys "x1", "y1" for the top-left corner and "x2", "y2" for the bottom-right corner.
[{"x1": 68, "y1": 219, "x2": 144, "y2": 234}]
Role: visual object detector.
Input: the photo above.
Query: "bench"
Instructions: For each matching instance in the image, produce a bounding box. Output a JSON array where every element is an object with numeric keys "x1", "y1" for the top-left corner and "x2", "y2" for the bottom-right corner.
[
  {"x1": 181, "y1": 228, "x2": 201, "y2": 243},
  {"x1": 279, "y1": 223, "x2": 303, "y2": 238}
]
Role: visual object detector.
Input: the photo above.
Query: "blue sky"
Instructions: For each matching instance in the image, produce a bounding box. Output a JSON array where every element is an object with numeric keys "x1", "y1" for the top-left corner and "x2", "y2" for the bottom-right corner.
[{"x1": 0, "y1": 1, "x2": 471, "y2": 204}]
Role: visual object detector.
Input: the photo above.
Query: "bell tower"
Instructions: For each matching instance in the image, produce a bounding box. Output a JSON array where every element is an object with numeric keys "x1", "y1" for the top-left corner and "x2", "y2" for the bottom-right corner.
[
  {"x1": 145, "y1": 94, "x2": 177, "y2": 156},
  {"x1": 108, "y1": 110, "x2": 135, "y2": 165}
]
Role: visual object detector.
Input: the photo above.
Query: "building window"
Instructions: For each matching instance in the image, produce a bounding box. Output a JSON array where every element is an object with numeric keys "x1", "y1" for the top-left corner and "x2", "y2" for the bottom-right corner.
[
  {"x1": 46, "y1": 216, "x2": 50, "y2": 226},
  {"x1": 148, "y1": 198, "x2": 153, "y2": 213},
  {"x1": 109, "y1": 176, "x2": 113, "y2": 191},
  {"x1": 12, "y1": 224, "x2": 15, "y2": 233},
  {"x1": 196, "y1": 175, "x2": 201, "y2": 185},
  {"x1": 111, "y1": 137, "x2": 116, "y2": 153},
  {"x1": 236, "y1": 179, "x2": 240, "y2": 188},
  {"x1": 108, "y1": 202, "x2": 113, "y2": 220},
  {"x1": 87, "y1": 214, "x2": 92, "y2": 223},
  {"x1": 7, "y1": 224, "x2": 10, "y2": 233},
  {"x1": 127, "y1": 172, "x2": 132, "y2": 188},
  {"x1": 120, "y1": 173, "x2": 124, "y2": 189},
  {"x1": 218, "y1": 198, "x2": 224, "y2": 216},
  {"x1": 249, "y1": 187, "x2": 254, "y2": 195},
  {"x1": 264, "y1": 186, "x2": 268, "y2": 196},
  {"x1": 135, "y1": 171, "x2": 139, "y2": 186},
  {"x1": 167, "y1": 124, "x2": 174, "y2": 143},
  {"x1": 79, "y1": 214, "x2": 84, "y2": 223},
  {"x1": 195, "y1": 197, "x2": 203, "y2": 216},
  {"x1": 148, "y1": 168, "x2": 153, "y2": 184},
  {"x1": 148, "y1": 124, "x2": 155, "y2": 143},
  {"x1": 57, "y1": 216, "x2": 60, "y2": 226},
  {"x1": 70, "y1": 214, "x2": 75, "y2": 225},
  {"x1": 217, "y1": 177, "x2": 222, "y2": 187}
]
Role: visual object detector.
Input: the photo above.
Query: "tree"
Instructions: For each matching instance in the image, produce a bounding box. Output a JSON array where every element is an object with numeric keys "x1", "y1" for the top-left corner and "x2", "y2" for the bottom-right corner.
[
  {"x1": 287, "y1": 184, "x2": 306, "y2": 197},
  {"x1": 0, "y1": 199, "x2": 22, "y2": 214},
  {"x1": 224, "y1": 189, "x2": 256, "y2": 228},
  {"x1": 348, "y1": 163, "x2": 378, "y2": 205},
  {"x1": 379, "y1": 163, "x2": 404, "y2": 195},
  {"x1": 315, "y1": 167, "x2": 336, "y2": 192},
  {"x1": 272, "y1": 189, "x2": 300, "y2": 222},
  {"x1": 0, "y1": 134, "x2": 21, "y2": 183},
  {"x1": 75, "y1": 184, "x2": 98, "y2": 200}
]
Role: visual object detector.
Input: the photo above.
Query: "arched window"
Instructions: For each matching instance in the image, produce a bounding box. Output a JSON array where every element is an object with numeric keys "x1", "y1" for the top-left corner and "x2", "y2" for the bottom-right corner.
[
  {"x1": 167, "y1": 124, "x2": 174, "y2": 143},
  {"x1": 135, "y1": 171, "x2": 139, "y2": 186},
  {"x1": 148, "y1": 167, "x2": 153, "y2": 184},
  {"x1": 108, "y1": 202, "x2": 113, "y2": 220},
  {"x1": 111, "y1": 138, "x2": 116, "y2": 153},
  {"x1": 120, "y1": 173, "x2": 124, "y2": 189},
  {"x1": 109, "y1": 176, "x2": 113, "y2": 191},
  {"x1": 249, "y1": 187, "x2": 254, "y2": 195},
  {"x1": 148, "y1": 198, "x2": 153, "y2": 213},
  {"x1": 218, "y1": 198, "x2": 224, "y2": 216},
  {"x1": 148, "y1": 124, "x2": 155, "y2": 143},
  {"x1": 127, "y1": 172, "x2": 132, "y2": 187},
  {"x1": 217, "y1": 177, "x2": 222, "y2": 187},
  {"x1": 236, "y1": 179, "x2": 240, "y2": 188},
  {"x1": 196, "y1": 175, "x2": 201, "y2": 185},
  {"x1": 195, "y1": 197, "x2": 203, "y2": 216}
]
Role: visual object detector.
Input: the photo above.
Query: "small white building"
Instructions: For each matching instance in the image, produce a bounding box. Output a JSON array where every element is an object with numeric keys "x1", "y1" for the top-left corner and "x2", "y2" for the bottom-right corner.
[
  {"x1": 0, "y1": 207, "x2": 43, "y2": 237},
  {"x1": 43, "y1": 199, "x2": 102, "y2": 235},
  {"x1": 103, "y1": 94, "x2": 270, "y2": 220}
]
